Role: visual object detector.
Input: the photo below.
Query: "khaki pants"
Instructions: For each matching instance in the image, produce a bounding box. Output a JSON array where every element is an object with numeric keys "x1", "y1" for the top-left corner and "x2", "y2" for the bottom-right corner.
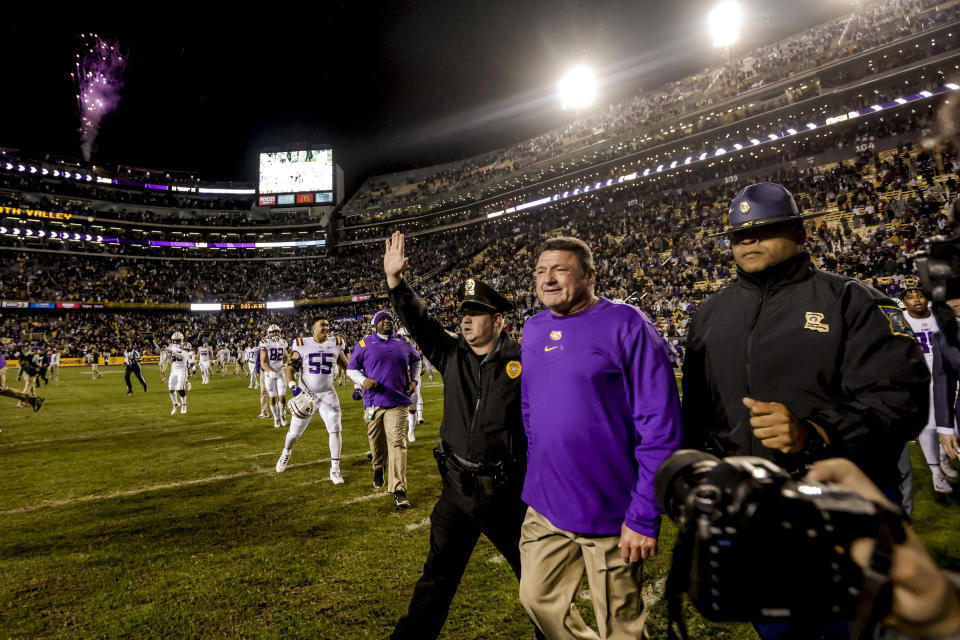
[
  {"x1": 518, "y1": 507, "x2": 648, "y2": 640},
  {"x1": 366, "y1": 405, "x2": 409, "y2": 493}
]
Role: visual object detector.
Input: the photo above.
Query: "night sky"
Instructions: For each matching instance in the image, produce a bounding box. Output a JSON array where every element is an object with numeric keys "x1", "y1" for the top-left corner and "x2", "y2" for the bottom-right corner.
[{"x1": 4, "y1": 1, "x2": 851, "y2": 193}]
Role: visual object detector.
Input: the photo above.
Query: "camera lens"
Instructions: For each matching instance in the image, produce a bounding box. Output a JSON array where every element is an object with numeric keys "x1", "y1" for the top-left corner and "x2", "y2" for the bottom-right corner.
[{"x1": 654, "y1": 449, "x2": 721, "y2": 516}]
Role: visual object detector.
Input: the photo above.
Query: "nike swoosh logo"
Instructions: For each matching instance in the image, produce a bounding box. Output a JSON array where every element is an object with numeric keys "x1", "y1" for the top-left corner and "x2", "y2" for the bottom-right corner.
[{"x1": 544, "y1": 346, "x2": 560, "y2": 352}]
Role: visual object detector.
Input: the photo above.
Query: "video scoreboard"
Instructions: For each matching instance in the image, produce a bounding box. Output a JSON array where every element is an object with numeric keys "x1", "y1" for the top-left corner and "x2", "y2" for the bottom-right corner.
[{"x1": 257, "y1": 147, "x2": 335, "y2": 207}]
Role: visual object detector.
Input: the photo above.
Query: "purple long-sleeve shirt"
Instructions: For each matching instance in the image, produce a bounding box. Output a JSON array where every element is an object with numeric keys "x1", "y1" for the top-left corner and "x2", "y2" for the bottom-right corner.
[
  {"x1": 521, "y1": 298, "x2": 683, "y2": 537},
  {"x1": 348, "y1": 333, "x2": 421, "y2": 409}
]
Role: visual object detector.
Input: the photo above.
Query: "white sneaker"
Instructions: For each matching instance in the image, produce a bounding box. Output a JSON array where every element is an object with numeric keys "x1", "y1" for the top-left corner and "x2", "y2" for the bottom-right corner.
[
  {"x1": 276, "y1": 450, "x2": 291, "y2": 473},
  {"x1": 171, "y1": 404, "x2": 179, "y2": 415},
  {"x1": 940, "y1": 454, "x2": 959, "y2": 479},
  {"x1": 181, "y1": 405, "x2": 187, "y2": 414},
  {"x1": 407, "y1": 427, "x2": 416, "y2": 442},
  {"x1": 187, "y1": 381, "x2": 192, "y2": 391},
  {"x1": 273, "y1": 420, "x2": 280, "y2": 429},
  {"x1": 933, "y1": 471, "x2": 954, "y2": 494},
  {"x1": 279, "y1": 416, "x2": 287, "y2": 428},
  {"x1": 330, "y1": 468, "x2": 344, "y2": 485}
]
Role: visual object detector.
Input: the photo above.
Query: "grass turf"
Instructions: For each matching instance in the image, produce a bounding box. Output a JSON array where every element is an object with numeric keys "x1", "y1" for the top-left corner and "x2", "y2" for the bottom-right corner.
[{"x1": 1, "y1": 367, "x2": 958, "y2": 639}]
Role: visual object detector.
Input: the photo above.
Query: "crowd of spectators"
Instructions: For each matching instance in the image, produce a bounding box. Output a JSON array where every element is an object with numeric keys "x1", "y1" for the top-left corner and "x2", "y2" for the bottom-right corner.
[
  {"x1": 2, "y1": 125, "x2": 955, "y2": 365},
  {"x1": 341, "y1": 0, "x2": 959, "y2": 223}
]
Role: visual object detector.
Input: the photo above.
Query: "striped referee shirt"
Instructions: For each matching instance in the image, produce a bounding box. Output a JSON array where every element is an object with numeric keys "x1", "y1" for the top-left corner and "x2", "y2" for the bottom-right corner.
[{"x1": 124, "y1": 350, "x2": 141, "y2": 366}]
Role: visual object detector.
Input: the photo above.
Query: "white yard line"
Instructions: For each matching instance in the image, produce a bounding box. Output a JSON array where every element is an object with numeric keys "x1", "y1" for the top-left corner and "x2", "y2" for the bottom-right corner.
[
  {"x1": 346, "y1": 492, "x2": 388, "y2": 504},
  {"x1": 405, "y1": 517, "x2": 431, "y2": 531},
  {"x1": 641, "y1": 576, "x2": 667, "y2": 608},
  {"x1": 1, "y1": 452, "x2": 366, "y2": 515},
  {"x1": 1, "y1": 420, "x2": 260, "y2": 448}
]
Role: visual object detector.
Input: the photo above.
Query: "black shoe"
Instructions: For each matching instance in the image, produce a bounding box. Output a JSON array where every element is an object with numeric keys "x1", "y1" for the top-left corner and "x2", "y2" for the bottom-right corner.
[
  {"x1": 127, "y1": 390, "x2": 133, "y2": 396},
  {"x1": 366, "y1": 451, "x2": 373, "y2": 461},
  {"x1": 31, "y1": 397, "x2": 45, "y2": 412},
  {"x1": 373, "y1": 468, "x2": 385, "y2": 489},
  {"x1": 394, "y1": 490, "x2": 410, "y2": 508},
  {"x1": 143, "y1": 385, "x2": 148, "y2": 392}
]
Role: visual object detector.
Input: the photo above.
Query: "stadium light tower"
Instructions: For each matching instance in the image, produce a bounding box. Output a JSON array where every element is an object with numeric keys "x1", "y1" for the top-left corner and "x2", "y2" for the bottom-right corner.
[
  {"x1": 708, "y1": 0, "x2": 742, "y2": 61},
  {"x1": 558, "y1": 65, "x2": 597, "y2": 111}
]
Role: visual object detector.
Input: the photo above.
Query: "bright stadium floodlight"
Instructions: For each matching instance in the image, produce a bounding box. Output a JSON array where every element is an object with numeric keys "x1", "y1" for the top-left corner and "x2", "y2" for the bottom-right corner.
[
  {"x1": 709, "y1": 1, "x2": 741, "y2": 49},
  {"x1": 558, "y1": 65, "x2": 597, "y2": 110}
]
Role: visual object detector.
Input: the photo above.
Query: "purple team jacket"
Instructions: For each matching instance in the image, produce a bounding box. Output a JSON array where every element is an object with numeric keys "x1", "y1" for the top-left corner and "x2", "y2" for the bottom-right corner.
[
  {"x1": 521, "y1": 298, "x2": 683, "y2": 538},
  {"x1": 348, "y1": 333, "x2": 421, "y2": 409}
]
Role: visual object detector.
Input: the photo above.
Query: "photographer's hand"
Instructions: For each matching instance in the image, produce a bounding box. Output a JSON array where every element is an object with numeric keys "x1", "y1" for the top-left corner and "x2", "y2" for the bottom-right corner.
[
  {"x1": 939, "y1": 432, "x2": 960, "y2": 461},
  {"x1": 619, "y1": 523, "x2": 657, "y2": 562},
  {"x1": 806, "y1": 459, "x2": 960, "y2": 638},
  {"x1": 743, "y1": 397, "x2": 808, "y2": 454}
]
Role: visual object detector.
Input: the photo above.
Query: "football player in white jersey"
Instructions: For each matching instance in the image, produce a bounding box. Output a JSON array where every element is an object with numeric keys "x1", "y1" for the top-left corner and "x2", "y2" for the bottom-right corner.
[
  {"x1": 902, "y1": 287, "x2": 957, "y2": 494},
  {"x1": 217, "y1": 344, "x2": 231, "y2": 377},
  {"x1": 276, "y1": 316, "x2": 350, "y2": 483},
  {"x1": 397, "y1": 326, "x2": 424, "y2": 441},
  {"x1": 184, "y1": 342, "x2": 195, "y2": 391},
  {"x1": 198, "y1": 340, "x2": 213, "y2": 384},
  {"x1": 260, "y1": 324, "x2": 289, "y2": 427},
  {"x1": 166, "y1": 332, "x2": 189, "y2": 414},
  {"x1": 244, "y1": 342, "x2": 259, "y2": 389}
]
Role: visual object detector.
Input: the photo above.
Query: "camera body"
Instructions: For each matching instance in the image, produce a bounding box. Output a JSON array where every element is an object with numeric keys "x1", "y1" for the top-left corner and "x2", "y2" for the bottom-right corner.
[{"x1": 655, "y1": 450, "x2": 902, "y2": 623}]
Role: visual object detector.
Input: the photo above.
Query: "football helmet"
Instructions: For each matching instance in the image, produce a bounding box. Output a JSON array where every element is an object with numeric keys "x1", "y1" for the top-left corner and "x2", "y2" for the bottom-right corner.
[
  {"x1": 288, "y1": 392, "x2": 315, "y2": 420},
  {"x1": 267, "y1": 324, "x2": 281, "y2": 339},
  {"x1": 171, "y1": 331, "x2": 184, "y2": 343}
]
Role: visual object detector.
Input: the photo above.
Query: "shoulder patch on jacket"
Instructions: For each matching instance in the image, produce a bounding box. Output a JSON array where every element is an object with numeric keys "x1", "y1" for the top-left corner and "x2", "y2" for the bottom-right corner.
[{"x1": 878, "y1": 305, "x2": 917, "y2": 341}]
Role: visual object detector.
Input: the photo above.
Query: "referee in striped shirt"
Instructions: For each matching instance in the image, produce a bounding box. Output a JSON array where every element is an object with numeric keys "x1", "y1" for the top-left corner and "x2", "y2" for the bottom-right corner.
[{"x1": 124, "y1": 346, "x2": 148, "y2": 395}]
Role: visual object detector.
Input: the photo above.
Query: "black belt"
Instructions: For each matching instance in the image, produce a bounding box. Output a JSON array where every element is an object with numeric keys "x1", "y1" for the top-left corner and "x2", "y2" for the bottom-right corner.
[{"x1": 442, "y1": 443, "x2": 507, "y2": 477}]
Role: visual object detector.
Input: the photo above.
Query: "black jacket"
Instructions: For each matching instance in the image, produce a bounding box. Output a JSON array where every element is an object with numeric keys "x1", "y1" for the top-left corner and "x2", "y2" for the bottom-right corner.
[
  {"x1": 389, "y1": 279, "x2": 527, "y2": 466},
  {"x1": 682, "y1": 251, "x2": 929, "y2": 487}
]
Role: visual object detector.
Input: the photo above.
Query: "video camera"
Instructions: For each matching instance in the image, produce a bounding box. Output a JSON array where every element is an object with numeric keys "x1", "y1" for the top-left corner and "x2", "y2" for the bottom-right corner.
[
  {"x1": 654, "y1": 450, "x2": 905, "y2": 636},
  {"x1": 915, "y1": 196, "x2": 960, "y2": 302}
]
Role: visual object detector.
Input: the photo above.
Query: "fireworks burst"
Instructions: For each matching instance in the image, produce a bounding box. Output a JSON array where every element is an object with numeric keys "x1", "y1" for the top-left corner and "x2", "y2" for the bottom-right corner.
[{"x1": 71, "y1": 33, "x2": 127, "y2": 161}]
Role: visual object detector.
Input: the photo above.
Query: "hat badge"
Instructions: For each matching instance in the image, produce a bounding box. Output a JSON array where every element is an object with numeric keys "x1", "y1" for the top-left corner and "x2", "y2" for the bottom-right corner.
[
  {"x1": 465, "y1": 279, "x2": 476, "y2": 296},
  {"x1": 739, "y1": 201, "x2": 751, "y2": 214}
]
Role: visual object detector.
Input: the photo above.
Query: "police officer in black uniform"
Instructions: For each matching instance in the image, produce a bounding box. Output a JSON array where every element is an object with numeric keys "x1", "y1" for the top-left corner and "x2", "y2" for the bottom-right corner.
[
  {"x1": 681, "y1": 183, "x2": 929, "y2": 639},
  {"x1": 384, "y1": 231, "x2": 544, "y2": 640},
  {"x1": 683, "y1": 182, "x2": 928, "y2": 489}
]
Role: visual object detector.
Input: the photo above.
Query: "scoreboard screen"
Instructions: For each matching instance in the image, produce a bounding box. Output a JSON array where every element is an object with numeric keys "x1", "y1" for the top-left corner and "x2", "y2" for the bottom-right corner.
[{"x1": 258, "y1": 147, "x2": 334, "y2": 206}]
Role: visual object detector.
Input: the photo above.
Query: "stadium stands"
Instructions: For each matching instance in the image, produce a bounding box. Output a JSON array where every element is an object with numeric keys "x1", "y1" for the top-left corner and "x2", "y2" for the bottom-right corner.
[{"x1": 2, "y1": 0, "x2": 958, "y2": 365}]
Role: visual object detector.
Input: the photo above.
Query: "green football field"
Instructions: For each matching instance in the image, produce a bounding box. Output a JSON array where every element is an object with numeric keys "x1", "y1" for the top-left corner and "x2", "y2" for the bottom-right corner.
[{"x1": 1, "y1": 367, "x2": 958, "y2": 639}]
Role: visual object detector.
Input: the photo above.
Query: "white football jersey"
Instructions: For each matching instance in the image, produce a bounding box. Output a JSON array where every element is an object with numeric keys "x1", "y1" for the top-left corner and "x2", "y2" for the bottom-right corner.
[
  {"x1": 245, "y1": 347, "x2": 257, "y2": 363},
  {"x1": 168, "y1": 344, "x2": 188, "y2": 372},
  {"x1": 291, "y1": 335, "x2": 344, "y2": 393},
  {"x1": 260, "y1": 338, "x2": 288, "y2": 374},
  {"x1": 905, "y1": 312, "x2": 939, "y2": 371},
  {"x1": 198, "y1": 346, "x2": 212, "y2": 362}
]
